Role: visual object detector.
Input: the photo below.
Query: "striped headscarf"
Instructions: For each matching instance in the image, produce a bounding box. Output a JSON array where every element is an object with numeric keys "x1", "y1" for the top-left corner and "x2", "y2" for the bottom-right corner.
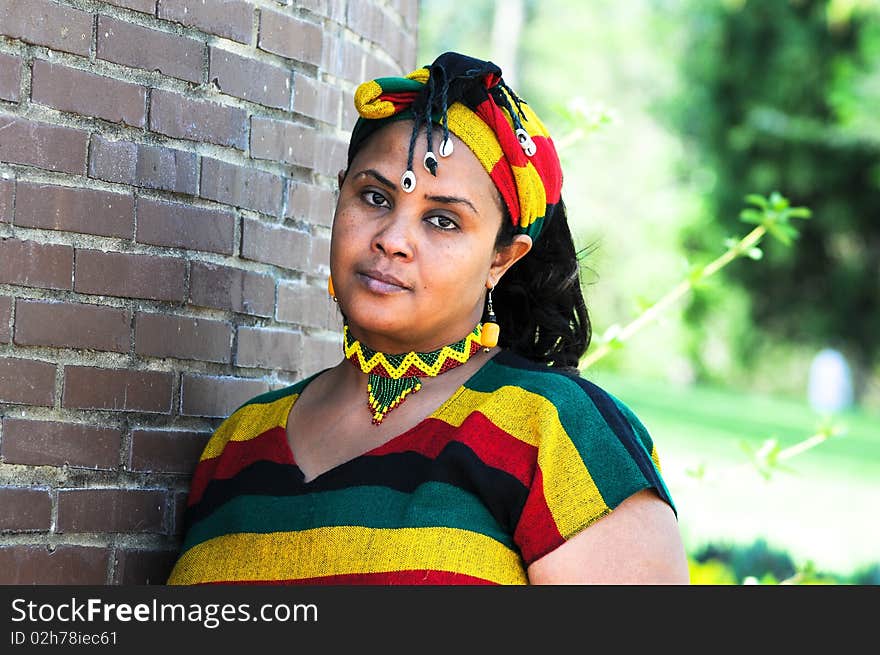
[{"x1": 347, "y1": 52, "x2": 563, "y2": 242}]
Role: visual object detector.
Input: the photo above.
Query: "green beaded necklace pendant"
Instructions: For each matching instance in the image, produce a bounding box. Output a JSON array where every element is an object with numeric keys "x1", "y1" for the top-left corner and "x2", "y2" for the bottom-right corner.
[{"x1": 344, "y1": 324, "x2": 483, "y2": 425}]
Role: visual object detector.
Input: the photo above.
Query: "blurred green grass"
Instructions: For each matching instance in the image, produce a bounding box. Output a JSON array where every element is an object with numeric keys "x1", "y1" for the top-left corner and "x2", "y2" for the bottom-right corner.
[{"x1": 587, "y1": 369, "x2": 880, "y2": 577}]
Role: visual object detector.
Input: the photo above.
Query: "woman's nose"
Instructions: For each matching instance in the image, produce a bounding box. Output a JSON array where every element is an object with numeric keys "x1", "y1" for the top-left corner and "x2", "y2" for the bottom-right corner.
[{"x1": 372, "y1": 214, "x2": 414, "y2": 260}]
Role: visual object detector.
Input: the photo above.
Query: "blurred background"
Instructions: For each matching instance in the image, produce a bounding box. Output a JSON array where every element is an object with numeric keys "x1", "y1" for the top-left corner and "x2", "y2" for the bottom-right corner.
[{"x1": 418, "y1": 0, "x2": 880, "y2": 584}]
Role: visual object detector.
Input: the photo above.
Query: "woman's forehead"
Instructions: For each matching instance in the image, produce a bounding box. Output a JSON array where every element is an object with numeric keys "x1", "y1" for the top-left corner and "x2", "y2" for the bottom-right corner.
[{"x1": 349, "y1": 121, "x2": 499, "y2": 202}]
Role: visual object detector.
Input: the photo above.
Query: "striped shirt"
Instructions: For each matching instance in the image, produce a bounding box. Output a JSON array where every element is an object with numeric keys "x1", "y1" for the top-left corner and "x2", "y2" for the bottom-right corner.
[{"x1": 166, "y1": 350, "x2": 675, "y2": 585}]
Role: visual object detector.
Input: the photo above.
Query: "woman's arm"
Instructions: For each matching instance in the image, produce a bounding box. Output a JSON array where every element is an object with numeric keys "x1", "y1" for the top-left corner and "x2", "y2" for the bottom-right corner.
[{"x1": 527, "y1": 489, "x2": 691, "y2": 584}]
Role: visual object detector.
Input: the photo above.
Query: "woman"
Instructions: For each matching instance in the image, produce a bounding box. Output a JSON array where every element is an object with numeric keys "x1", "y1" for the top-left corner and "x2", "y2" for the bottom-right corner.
[{"x1": 167, "y1": 52, "x2": 689, "y2": 585}]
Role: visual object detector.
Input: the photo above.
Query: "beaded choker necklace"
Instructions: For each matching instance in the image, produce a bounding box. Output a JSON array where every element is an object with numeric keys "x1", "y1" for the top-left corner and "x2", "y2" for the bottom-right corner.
[{"x1": 343, "y1": 323, "x2": 484, "y2": 425}]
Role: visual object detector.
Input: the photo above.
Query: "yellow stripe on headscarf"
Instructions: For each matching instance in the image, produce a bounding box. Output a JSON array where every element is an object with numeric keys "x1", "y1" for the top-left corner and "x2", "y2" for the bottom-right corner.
[
  {"x1": 511, "y1": 163, "x2": 546, "y2": 229},
  {"x1": 354, "y1": 79, "x2": 397, "y2": 119}
]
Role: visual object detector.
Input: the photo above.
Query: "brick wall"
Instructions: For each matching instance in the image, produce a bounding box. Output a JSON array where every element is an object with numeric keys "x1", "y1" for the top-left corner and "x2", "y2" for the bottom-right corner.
[{"x1": 0, "y1": 0, "x2": 418, "y2": 584}]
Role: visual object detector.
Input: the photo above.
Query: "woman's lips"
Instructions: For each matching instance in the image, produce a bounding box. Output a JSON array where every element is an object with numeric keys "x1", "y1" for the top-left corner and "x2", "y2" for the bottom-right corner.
[{"x1": 356, "y1": 270, "x2": 411, "y2": 294}]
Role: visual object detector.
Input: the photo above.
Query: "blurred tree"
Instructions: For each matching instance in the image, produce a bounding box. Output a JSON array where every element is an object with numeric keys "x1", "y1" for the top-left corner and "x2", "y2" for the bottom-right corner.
[{"x1": 667, "y1": 0, "x2": 880, "y2": 400}]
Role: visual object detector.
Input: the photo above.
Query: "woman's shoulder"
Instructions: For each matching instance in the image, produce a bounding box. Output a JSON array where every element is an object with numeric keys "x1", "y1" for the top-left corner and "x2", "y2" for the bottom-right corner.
[
  {"x1": 480, "y1": 350, "x2": 625, "y2": 408},
  {"x1": 477, "y1": 349, "x2": 657, "y2": 456}
]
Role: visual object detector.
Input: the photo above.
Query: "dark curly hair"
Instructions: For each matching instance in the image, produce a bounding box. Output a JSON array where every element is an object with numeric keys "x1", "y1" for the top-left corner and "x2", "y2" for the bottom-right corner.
[{"x1": 491, "y1": 197, "x2": 591, "y2": 372}]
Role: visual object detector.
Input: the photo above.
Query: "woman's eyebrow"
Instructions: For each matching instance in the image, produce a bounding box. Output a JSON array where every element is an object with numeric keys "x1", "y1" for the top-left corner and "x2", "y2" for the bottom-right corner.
[
  {"x1": 354, "y1": 169, "x2": 396, "y2": 189},
  {"x1": 424, "y1": 194, "x2": 479, "y2": 215},
  {"x1": 355, "y1": 168, "x2": 479, "y2": 215}
]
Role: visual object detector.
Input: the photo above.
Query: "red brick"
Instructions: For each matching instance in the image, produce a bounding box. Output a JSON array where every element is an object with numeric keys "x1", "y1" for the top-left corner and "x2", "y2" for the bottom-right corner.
[
  {"x1": 0, "y1": 238, "x2": 73, "y2": 290},
  {"x1": 14, "y1": 299, "x2": 130, "y2": 352},
  {"x1": 0, "y1": 487, "x2": 51, "y2": 531},
  {"x1": 258, "y1": 10, "x2": 322, "y2": 65},
  {"x1": 15, "y1": 181, "x2": 134, "y2": 239},
  {"x1": 400, "y1": 0, "x2": 418, "y2": 30},
  {"x1": 236, "y1": 326, "x2": 302, "y2": 371},
  {"x1": 364, "y1": 50, "x2": 404, "y2": 81},
  {"x1": 200, "y1": 157, "x2": 283, "y2": 215},
  {"x1": 293, "y1": 72, "x2": 340, "y2": 125},
  {"x1": 1, "y1": 418, "x2": 122, "y2": 468},
  {"x1": 135, "y1": 311, "x2": 232, "y2": 363},
  {"x1": 180, "y1": 373, "x2": 269, "y2": 418},
  {"x1": 241, "y1": 217, "x2": 309, "y2": 271},
  {"x1": 209, "y1": 46, "x2": 291, "y2": 109},
  {"x1": 347, "y1": 1, "x2": 385, "y2": 46},
  {"x1": 31, "y1": 60, "x2": 147, "y2": 127},
  {"x1": 301, "y1": 332, "x2": 342, "y2": 377},
  {"x1": 277, "y1": 281, "x2": 340, "y2": 330},
  {"x1": 114, "y1": 548, "x2": 178, "y2": 585},
  {"x1": 0, "y1": 51, "x2": 21, "y2": 101},
  {"x1": 62, "y1": 366, "x2": 173, "y2": 414},
  {"x1": 286, "y1": 181, "x2": 336, "y2": 228},
  {"x1": 57, "y1": 488, "x2": 166, "y2": 533},
  {"x1": 74, "y1": 249, "x2": 186, "y2": 302},
  {"x1": 397, "y1": 32, "x2": 417, "y2": 71},
  {"x1": 105, "y1": 0, "x2": 155, "y2": 13},
  {"x1": 159, "y1": 0, "x2": 253, "y2": 44},
  {"x1": 0, "y1": 296, "x2": 10, "y2": 343},
  {"x1": 315, "y1": 134, "x2": 348, "y2": 178},
  {"x1": 97, "y1": 16, "x2": 204, "y2": 84},
  {"x1": 0, "y1": 115, "x2": 88, "y2": 174},
  {"x1": 188, "y1": 261, "x2": 274, "y2": 317},
  {"x1": 251, "y1": 116, "x2": 316, "y2": 168},
  {"x1": 0, "y1": 0, "x2": 92, "y2": 56},
  {"x1": 129, "y1": 428, "x2": 210, "y2": 474},
  {"x1": 172, "y1": 489, "x2": 187, "y2": 535},
  {"x1": 309, "y1": 234, "x2": 330, "y2": 276},
  {"x1": 341, "y1": 89, "x2": 358, "y2": 131},
  {"x1": 0, "y1": 545, "x2": 110, "y2": 584},
  {"x1": 0, "y1": 178, "x2": 12, "y2": 222},
  {"x1": 327, "y1": 0, "x2": 347, "y2": 23},
  {"x1": 0, "y1": 357, "x2": 56, "y2": 406},
  {"x1": 150, "y1": 89, "x2": 248, "y2": 149},
  {"x1": 136, "y1": 197, "x2": 234, "y2": 255},
  {"x1": 89, "y1": 135, "x2": 199, "y2": 195},
  {"x1": 330, "y1": 38, "x2": 365, "y2": 82}
]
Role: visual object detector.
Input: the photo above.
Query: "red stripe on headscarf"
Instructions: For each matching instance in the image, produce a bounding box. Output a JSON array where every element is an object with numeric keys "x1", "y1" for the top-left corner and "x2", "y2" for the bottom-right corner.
[
  {"x1": 489, "y1": 158, "x2": 520, "y2": 226},
  {"x1": 380, "y1": 91, "x2": 419, "y2": 113},
  {"x1": 529, "y1": 135, "x2": 562, "y2": 204}
]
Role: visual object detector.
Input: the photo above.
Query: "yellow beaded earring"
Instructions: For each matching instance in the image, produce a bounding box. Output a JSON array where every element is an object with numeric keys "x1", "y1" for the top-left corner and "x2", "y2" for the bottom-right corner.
[
  {"x1": 480, "y1": 286, "x2": 499, "y2": 350},
  {"x1": 328, "y1": 274, "x2": 337, "y2": 302}
]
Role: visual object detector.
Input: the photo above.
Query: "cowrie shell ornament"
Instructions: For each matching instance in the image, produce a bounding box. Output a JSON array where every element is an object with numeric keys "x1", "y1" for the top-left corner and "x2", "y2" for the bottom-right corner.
[
  {"x1": 401, "y1": 170, "x2": 416, "y2": 192},
  {"x1": 515, "y1": 128, "x2": 537, "y2": 156},
  {"x1": 439, "y1": 137, "x2": 454, "y2": 157},
  {"x1": 423, "y1": 151, "x2": 438, "y2": 174}
]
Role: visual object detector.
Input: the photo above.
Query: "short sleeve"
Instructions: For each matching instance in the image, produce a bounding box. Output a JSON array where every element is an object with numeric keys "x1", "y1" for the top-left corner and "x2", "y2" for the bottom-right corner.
[{"x1": 512, "y1": 376, "x2": 676, "y2": 566}]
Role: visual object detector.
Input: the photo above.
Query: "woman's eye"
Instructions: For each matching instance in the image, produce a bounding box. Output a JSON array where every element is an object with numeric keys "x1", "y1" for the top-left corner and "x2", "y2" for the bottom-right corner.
[
  {"x1": 426, "y1": 215, "x2": 459, "y2": 230},
  {"x1": 362, "y1": 190, "x2": 389, "y2": 207}
]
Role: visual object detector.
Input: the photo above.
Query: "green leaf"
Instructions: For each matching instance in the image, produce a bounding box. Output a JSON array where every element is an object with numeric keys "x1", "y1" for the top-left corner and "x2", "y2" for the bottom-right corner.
[
  {"x1": 768, "y1": 191, "x2": 788, "y2": 210},
  {"x1": 766, "y1": 221, "x2": 792, "y2": 245},
  {"x1": 739, "y1": 208, "x2": 764, "y2": 224},
  {"x1": 744, "y1": 193, "x2": 768, "y2": 209},
  {"x1": 787, "y1": 207, "x2": 812, "y2": 219}
]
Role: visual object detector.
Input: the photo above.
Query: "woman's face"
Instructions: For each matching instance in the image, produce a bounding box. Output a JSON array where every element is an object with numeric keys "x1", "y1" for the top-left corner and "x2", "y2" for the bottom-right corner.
[{"x1": 330, "y1": 120, "x2": 531, "y2": 353}]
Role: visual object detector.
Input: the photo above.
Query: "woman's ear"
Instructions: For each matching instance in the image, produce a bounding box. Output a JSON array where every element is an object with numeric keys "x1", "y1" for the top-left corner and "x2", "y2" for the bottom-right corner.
[
  {"x1": 337, "y1": 168, "x2": 347, "y2": 188},
  {"x1": 488, "y1": 235, "x2": 532, "y2": 287}
]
